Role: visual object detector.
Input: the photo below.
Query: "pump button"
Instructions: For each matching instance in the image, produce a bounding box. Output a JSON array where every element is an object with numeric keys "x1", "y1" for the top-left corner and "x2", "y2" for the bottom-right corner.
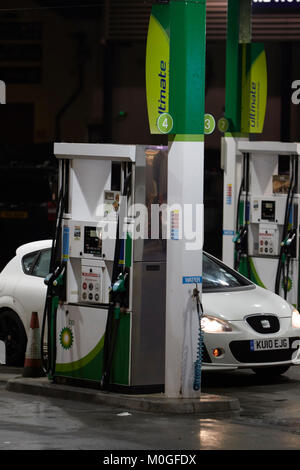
[{"x1": 82, "y1": 282, "x2": 87, "y2": 290}]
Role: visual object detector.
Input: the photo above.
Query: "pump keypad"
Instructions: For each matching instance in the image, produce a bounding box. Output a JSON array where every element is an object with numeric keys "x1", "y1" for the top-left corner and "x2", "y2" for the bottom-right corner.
[
  {"x1": 259, "y1": 230, "x2": 275, "y2": 255},
  {"x1": 81, "y1": 267, "x2": 102, "y2": 303}
]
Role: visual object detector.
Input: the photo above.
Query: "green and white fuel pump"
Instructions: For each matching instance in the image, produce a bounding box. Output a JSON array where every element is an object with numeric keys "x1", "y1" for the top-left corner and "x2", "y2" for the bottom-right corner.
[
  {"x1": 222, "y1": 0, "x2": 300, "y2": 308},
  {"x1": 222, "y1": 140, "x2": 300, "y2": 308},
  {"x1": 44, "y1": 143, "x2": 169, "y2": 392},
  {"x1": 44, "y1": 0, "x2": 207, "y2": 399},
  {"x1": 44, "y1": 139, "x2": 204, "y2": 395}
]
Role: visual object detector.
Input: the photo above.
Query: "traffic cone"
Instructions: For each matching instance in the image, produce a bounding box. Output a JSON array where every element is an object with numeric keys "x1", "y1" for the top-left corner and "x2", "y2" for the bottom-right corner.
[{"x1": 23, "y1": 312, "x2": 45, "y2": 378}]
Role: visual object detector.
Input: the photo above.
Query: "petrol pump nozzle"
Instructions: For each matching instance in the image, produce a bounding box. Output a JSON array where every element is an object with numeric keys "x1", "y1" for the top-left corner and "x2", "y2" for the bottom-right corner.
[
  {"x1": 234, "y1": 225, "x2": 249, "y2": 273},
  {"x1": 281, "y1": 230, "x2": 296, "y2": 249},
  {"x1": 234, "y1": 225, "x2": 247, "y2": 246},
  {"x1": 44, "y1": 264, "x2": 65, "y2": 287},
  {"x1": 109, "y1": 272, "x2": 129, "y2": 321},
  {"x1": 112, "y1": 272, "x2": 127, "y2": 294}
]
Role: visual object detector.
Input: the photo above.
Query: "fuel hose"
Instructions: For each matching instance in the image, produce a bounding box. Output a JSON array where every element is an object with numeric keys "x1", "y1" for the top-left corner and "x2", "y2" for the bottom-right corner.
[{"x1": 100, "y1": 171, "x2": 132, "y2": 389}]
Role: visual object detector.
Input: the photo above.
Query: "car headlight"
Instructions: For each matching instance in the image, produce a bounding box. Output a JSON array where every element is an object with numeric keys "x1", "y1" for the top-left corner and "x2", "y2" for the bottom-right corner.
[
  {"x1": 292, "y1": 308, "x2": 300, "y2": 329},
  {"x1": 201, "y1": 315, "x2": 232, "y2": 333}
]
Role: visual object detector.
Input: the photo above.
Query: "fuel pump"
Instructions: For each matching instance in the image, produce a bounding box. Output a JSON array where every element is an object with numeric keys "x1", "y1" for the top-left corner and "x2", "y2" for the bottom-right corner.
[
  {"x1": 45, "y1": 143, "x2": 168, "y2": 393},
  {"x1": 222, "y1": 140, "x2": 300, "y2": 307}
]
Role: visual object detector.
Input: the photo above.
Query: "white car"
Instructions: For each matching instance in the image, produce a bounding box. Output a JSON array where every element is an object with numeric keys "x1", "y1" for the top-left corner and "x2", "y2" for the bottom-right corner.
[
  {"x1": 0, "y1": 240, "x2": 300, "y2": 376},
  {"x1": 202, "y1": 253, "x2": 300, "y2": 376},
  {"x1": 0, "y1": 240, "x2": 51, "y2": 365}
]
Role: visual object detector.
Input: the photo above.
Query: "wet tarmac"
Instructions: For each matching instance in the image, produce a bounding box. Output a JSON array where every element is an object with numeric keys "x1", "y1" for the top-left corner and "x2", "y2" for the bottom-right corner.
[{"x1": 0, "y1": 366, "x2": 300, "y2": 450}]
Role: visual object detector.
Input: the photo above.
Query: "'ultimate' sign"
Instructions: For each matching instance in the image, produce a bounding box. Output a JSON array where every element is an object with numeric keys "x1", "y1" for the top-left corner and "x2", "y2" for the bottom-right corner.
[
  {"x1": 241, "y1": 43, "x2": 268, "y2": 134},
  {"x1": 145, "y1": 4, "x2": 170, "y2": 135},
  {"x1": 145, "y1": 2, "x2": 206, "y2": 135}
]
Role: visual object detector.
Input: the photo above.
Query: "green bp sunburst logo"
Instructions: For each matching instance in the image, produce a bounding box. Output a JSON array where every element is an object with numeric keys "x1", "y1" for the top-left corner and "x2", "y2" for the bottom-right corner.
[{"x1": 59, "y1": 327, "x2": 74, "y2": 350}]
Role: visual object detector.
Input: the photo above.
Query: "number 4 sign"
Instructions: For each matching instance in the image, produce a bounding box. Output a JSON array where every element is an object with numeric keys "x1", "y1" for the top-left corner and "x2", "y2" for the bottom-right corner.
[{"x1": 157, "y1": 113, "x2": 174, "y2": 134}]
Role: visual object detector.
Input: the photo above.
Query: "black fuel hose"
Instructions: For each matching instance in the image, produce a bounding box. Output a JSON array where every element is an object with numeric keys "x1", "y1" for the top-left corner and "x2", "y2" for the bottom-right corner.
[
  {"x1": 40, "y1": 160, "x2": 67, "y2": 374},
  {"x1": 101, "y1": 172, "x2": 132, "y2": 389},
  {"x1": 275, "y1": 157, "x2": 296, "y2": 295}
]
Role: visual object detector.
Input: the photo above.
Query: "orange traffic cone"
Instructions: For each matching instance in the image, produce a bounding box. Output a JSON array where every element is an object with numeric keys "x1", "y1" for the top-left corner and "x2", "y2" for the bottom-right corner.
[{"x1": 23, "y1": 312, "x2": 45, "y2": 378}]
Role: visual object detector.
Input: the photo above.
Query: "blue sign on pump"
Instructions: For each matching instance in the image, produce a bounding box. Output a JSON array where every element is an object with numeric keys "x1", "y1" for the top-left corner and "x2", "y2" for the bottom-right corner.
[
  {"x1": 182, "y1": 276, "x2": 202, "y2": 285},
  {"x1": 63, "y1": 226, "x2": 70, "y2": 260}
]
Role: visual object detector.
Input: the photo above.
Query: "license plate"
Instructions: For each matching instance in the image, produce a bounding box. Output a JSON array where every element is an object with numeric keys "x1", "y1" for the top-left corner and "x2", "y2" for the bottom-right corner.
[{"x1": 250, "y1": 338, "x2": 289, "y2": 351}]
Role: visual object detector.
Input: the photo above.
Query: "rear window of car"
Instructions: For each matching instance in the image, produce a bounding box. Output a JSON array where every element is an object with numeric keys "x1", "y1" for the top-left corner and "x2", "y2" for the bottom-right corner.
[
  {"x1": 22, "y1": 251, "x2": 39, "y2": 274},
  {"x1": 203, "y1": 253, "x2": 253, "y2": 292},
  {"x1": 22, "y1": 249, "x2": 51, "y2": 278}
]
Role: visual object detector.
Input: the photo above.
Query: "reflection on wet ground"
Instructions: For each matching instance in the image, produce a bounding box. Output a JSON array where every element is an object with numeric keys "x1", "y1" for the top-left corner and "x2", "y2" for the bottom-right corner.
[
  {"x1": 0, "y1": 366, "x2": 300, "y2": 449},
  {"x1": 203, "y1": 367, "x2": 300, "y2": 435}
]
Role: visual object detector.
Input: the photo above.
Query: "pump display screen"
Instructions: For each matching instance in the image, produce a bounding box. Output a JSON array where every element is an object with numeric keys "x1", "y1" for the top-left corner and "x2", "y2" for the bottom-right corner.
[
  {"x1": 261, "y1": 200, "x2": 276, "y2": 221},
  {"x1": 84, "y1": 226, "x2": 102, "y2": 256}
]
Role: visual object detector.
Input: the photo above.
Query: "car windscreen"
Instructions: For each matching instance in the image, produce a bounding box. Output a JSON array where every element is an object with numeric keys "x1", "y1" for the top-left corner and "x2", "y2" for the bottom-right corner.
[{"x1": 203, "y1": 253, "x2": 253, "y2": 292}]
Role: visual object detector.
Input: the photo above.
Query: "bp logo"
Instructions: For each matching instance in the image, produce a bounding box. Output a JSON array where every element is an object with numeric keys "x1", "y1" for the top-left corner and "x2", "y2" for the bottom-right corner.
[{"x1": 59, "y1": 327, "x2": 74, "y2": 350}]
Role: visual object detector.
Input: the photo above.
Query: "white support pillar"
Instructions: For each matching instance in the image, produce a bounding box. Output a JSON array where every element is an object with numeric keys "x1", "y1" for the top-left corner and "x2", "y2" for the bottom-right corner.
[{"x1": 165, "y1": 139, "x2": 204, "y2": 398}]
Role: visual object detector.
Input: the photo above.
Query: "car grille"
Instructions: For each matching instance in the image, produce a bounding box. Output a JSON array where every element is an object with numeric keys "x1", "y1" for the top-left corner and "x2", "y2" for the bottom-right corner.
[
  {"x1": 245, "y1": 315, "x2": 280, "y2": 334},
  {"x1": 229, "y1": 337, "x2": 300, "y2": 363}
]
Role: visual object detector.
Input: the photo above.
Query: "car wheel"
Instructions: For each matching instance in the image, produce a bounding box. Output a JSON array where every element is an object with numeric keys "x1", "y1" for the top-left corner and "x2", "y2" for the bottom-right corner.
[
  {"x1": 252, "y1": 365, "x2": 290, "y2": 377},
  {"x1": 0, "y1": 309, "x2": 27, "y2": 366}
]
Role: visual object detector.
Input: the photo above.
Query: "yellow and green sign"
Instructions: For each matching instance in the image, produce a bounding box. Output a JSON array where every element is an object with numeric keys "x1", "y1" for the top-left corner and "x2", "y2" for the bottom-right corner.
[
  {"x1": 225, "y1": 2, "x2": 268, "y2": 135},
  {"x1": 241, "y1": 43, "x2": 268, "y2": 134},
  {"x1": 146, "y1": 1, "x2": 206, "y2": 136},
  {"x1": 145, "y1": 4, "x2": 170, "y2": 135}
]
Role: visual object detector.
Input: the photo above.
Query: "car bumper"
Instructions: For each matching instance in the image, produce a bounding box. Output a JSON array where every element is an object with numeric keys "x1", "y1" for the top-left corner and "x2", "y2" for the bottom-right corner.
[{"x1": 202, "y1": 317, "x2": 300, "y2": 370}]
